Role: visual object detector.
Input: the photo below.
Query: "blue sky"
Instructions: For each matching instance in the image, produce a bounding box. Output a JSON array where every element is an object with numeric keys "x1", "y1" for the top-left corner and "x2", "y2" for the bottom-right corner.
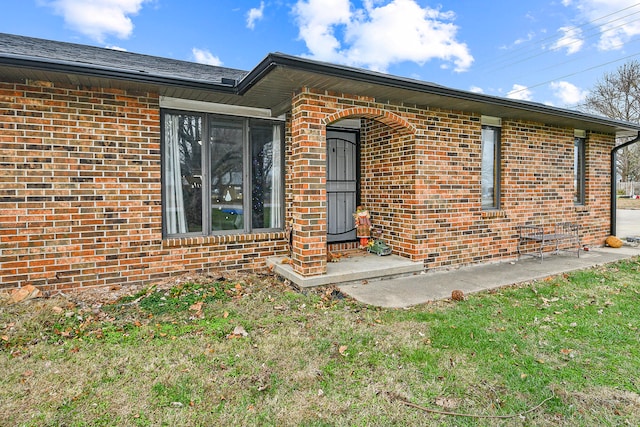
[{"x1": 3, "y1": 0, "x2": 640, "y2": 109}]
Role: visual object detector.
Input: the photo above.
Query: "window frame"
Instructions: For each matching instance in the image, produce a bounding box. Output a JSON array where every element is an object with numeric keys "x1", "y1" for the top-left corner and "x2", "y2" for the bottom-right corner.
[
  {"x1": 481, "y1": 124, "x2": 502, "y2": 210},
  {"x1": 574, "y1": 135, "x2": 586, "y2": 205},
  {"x1": 161, "y1": 108, "x2": 285, "y2": 238}
]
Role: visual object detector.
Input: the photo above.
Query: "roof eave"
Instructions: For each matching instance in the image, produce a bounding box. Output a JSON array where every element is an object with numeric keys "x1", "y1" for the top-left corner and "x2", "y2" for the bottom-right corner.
[
  {"x1": 238, "y1": 52, "x2": 640, "y2": 135},
  {"x1": 0, "y1": 53, "x2": 238, "y2": 94},
  {"x1": 3, "y1": 45, "x2": 640, "y2": 135}
]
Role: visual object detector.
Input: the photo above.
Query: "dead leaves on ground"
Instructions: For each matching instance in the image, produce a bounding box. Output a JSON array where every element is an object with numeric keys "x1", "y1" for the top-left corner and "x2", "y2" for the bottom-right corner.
[
  {"x1": 188, "y1": 301, "x2": 204, "y2": 319},
  {"x1": 338, "y1": 345, "x2": 348, "y2": 356},
  {"x1": 1, "y1": 275, "x2": 254, "y2": 349},
  {"x1": 6, "y1": 285, "x2": 41, "y2": 305},
  {"x1": 227, "y1": 325, "x2": 249, "y2": 339},
  {"x1": 435, "y1": 396, "x2": 461, "y2": 410}
]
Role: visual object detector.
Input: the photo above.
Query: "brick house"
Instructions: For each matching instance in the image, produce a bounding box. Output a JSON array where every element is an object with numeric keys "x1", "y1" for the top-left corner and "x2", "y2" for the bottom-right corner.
[{"x1": 1, "y1": 33, "x2": 639, "y2": 291}]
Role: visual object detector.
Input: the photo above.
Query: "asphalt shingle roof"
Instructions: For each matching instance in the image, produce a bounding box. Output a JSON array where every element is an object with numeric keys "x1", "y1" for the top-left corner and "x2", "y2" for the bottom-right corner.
[
  {"x1": 0, "y1": 32, "x2": 248, "y2": 85},
  {"x1": 2, "y1": 32, "x2": 640, "y2": 136}
]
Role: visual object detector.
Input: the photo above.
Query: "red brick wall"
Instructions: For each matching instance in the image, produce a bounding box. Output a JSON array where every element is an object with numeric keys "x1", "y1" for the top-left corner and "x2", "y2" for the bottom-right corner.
[
  {"x1": 287, "y1": 89, "x2": 328, "y2": 276},
  {"x1": 0, "y1": 80, "x2": 287, "y2": 291},
  {"x1": 581, "y1": 131, "x2": 614, "y2": 243},
  {"x1": 361, "y1": 114, "x2": 614, "y2": 268},
  {"x1": 289, "y1": 89, "x2": 614, "y2": 270},
  {"x1": 0, "y1": 81, "x2": 616, "y2": 291},
  {"x1": 361, "y1": 119, "x2": 419, "y2": 258}
]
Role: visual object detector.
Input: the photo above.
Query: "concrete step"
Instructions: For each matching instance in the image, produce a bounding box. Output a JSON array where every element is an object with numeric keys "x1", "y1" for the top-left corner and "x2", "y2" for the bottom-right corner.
[{"x1": 267, "y1": 252, "x2": 424, "y2": 288}]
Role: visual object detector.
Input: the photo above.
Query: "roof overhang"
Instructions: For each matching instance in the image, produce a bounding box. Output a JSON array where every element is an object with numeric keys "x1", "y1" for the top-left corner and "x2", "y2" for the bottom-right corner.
[
  {"x1": 0, "y1": 53, "x2": 238, "y2": 93},
  {"x1": 237, "y1": 53, "x2": 640, "y2": 137},
  {"x1": 2, "y1": 48, "x2": 640, "y2": 137}
]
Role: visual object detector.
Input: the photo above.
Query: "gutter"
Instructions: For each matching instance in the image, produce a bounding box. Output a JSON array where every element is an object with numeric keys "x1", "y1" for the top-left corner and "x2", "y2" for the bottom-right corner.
[
  {"x1": 4, "y1": 46, "x2": 640, "y2": 134},
  {"x1": 0, "y1": 54, "x2": 238, "y2": 94},
  {"x1": 235, "y1": 54, "x2": 279, "y2": 95},
  {"x1": 611, "y1": 131, "x2": 640, "y2": 236},
  {"x1": 239, "y1": 53, "x2": 640, "y2": 132}
]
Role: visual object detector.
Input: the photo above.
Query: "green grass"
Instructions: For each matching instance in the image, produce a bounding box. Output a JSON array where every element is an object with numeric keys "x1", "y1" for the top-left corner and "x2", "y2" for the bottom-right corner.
[
  {"x1": 152, "y1": 376, "x2": 199, "y2": 407},
  {"x1": 2, "y1": 258, "x2": 640, "y2": 426}
]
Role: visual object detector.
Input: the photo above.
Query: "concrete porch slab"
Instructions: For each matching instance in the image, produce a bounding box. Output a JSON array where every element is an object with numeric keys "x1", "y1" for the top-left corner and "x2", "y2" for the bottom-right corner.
[
  {"x1": 338, "y1": 246, "x2": 640, "y2": 308},
  {"x1": 267, "y1": 252, "x2": 424, "y2": 288}
]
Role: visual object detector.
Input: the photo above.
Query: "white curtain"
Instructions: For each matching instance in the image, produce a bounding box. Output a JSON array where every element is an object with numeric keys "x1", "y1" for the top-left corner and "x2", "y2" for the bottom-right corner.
[
  {"x1": 164, "y1": 115, "x2": 187, "y2": 234},
  {"x1": 269, "y1": 124, "x2": 283, "y2": 229}
]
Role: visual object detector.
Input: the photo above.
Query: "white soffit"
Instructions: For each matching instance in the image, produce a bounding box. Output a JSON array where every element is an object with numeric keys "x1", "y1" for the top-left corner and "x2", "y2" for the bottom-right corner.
[{"x1": 160, "y1": 96, "x2": 284, "y2": 120}]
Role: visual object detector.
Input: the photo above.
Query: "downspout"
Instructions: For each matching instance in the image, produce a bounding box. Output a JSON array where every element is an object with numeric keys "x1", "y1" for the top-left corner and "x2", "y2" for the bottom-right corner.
[{"x1": 611, "y1": 132, "x2": 640, "y2": 236}]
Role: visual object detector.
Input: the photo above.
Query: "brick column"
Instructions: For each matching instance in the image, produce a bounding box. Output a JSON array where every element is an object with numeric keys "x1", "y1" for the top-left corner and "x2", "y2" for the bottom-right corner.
[{"x1": 289, "y1": 90, "x2": 327, "y2": 276}]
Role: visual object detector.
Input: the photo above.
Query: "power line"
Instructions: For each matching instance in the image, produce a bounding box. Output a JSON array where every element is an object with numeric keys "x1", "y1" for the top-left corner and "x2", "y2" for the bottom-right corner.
[
  {"x1": 531, "y1": 34, "x2": 640, "y2": 76},
  {"x1": 474, "y1": 2, "x2": 640, "y2": 74},
  {"x1": 469, "y1": 2, "x2": 640, "y2": 106},
  {"x1": 495, "y1": 14, "x2": 640, "y2": 74},
  {"x1": 480, "y1": 3, "x2": 640, "y2": 67},
  {"x1": 507, "y1": 48, "x2": 640, "y2": 97}
]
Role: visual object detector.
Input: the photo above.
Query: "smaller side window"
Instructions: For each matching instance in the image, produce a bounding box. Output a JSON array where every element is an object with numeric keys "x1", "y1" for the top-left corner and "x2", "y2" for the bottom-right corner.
[
  {"x1": 481, "y1": 124, "x2": 501, "y2": 209},
  {"x1": 574, "y1": 135, "x2": 586, "y2": 205}
]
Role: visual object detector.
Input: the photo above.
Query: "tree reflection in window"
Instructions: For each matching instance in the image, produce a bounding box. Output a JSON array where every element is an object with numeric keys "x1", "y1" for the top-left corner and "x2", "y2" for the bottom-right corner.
[
  {"x1": 163, "y1": 113, "x2": 202, "y2": 234},
  {"x1": 210, "y1": 119, "x2": 243, "y2": 231},
  {"x1": 251, "y1": 120, "x2": 282, "y2": 229},
  {"x1": 163, "y1": 111, "x2": 283, "y2": 236},
  {"x1": 179, "y1": 115, "x2": 203, "y2": 231},
  {"x1": 252, "y1": 125, "x2": 271, "y2": 228}
]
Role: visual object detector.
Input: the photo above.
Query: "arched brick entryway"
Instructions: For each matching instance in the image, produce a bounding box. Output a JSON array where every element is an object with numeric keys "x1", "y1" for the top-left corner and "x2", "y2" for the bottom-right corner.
[
  {"x1": 323, "y1": 107, "x2": 416, "y2": 136},
  {"x1": 288, "y1": 89, "x2": 416, "y2": 277}
]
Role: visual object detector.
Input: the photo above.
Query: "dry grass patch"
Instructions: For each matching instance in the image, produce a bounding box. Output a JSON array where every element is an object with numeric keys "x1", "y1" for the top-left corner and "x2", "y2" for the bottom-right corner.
[{"x1": 617, "y1": 197, "x2": 640, "y2": 209}]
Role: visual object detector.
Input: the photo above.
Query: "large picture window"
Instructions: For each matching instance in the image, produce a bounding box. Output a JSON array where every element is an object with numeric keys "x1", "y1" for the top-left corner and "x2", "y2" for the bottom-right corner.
[
  {"x1": 162, "y1": 111, "x2": 284, "y2": 237},
  {"x1": 481, "y1": 124, "x2": 501, "y2": 209}
]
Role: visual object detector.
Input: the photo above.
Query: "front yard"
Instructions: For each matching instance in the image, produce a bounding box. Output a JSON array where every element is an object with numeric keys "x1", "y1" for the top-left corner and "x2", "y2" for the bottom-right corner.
[{"x1": 2, "y1": 258, "x2": 640, "y2": 426}]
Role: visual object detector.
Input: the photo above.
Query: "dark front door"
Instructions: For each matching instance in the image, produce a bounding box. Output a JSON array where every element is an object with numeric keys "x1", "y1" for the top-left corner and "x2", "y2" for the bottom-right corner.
[{"x1": 326, "y1": 129, "x2": 359, "y2": 243}]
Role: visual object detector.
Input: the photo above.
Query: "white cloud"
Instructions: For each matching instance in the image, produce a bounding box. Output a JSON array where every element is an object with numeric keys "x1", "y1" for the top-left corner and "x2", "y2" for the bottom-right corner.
[
  {"x1": 563, "y1": 0, "x2": 640, "y2": 51},
  {"x1": 247, "y1": 1, "x2": 265, "y2": 30},
  {"x1": 507, "y1": 84, "x2": 533, "y2": 101},
  {"x1": 106, "y1": 45, "x2": 127, "y2": 51},
  {"x1": 550, "y1": 81, "x2": 588, "y2": 105},
  {"x1": 293, "y1": 0, "x2": 352, "y2": 63},
  {"x1": 42, "y1": 0, "x2": 149, "y2": 42},
  {"x1": 514, "y1": 31, "x2": 536, "y2": 46},
  {"x1": 500, "y1": 31, "x2": 538, "y2": 51},
  {"x1": 551, "y1": 26, "x2": 584, "y2": 54},
  {"x1": 292, "y1": 0, "x2": 473, "y2": 73},
  {"x1": 192, "y1": 48, "x2": 223, "y2": 66},
  {"x1": 469, "y1": 86, "x2": 484, "y2": 94}
]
